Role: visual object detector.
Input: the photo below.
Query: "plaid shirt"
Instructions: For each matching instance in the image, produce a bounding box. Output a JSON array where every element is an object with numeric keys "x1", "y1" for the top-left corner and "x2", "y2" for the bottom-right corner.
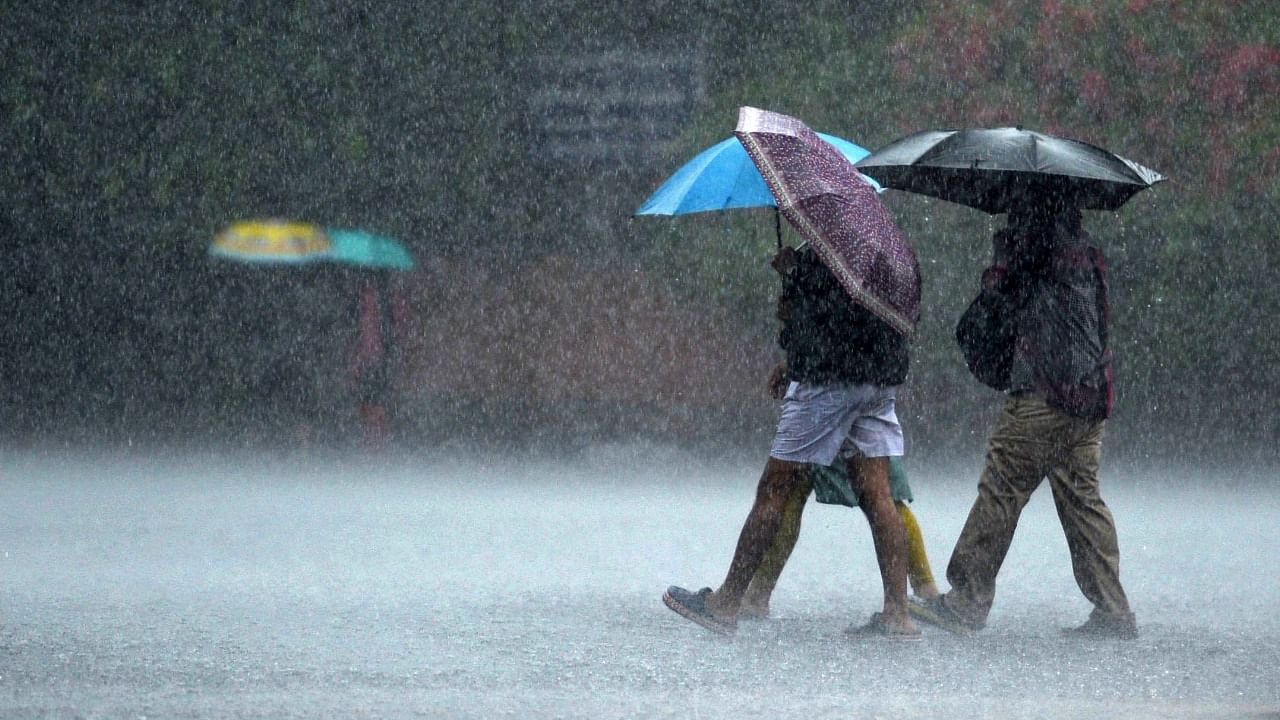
[{"x1": 985, "y1": 231, "x2": 1113, "y2": 420}]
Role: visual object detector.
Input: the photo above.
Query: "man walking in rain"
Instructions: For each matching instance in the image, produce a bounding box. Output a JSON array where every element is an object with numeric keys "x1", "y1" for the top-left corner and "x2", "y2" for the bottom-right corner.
[
  {"x1": 910, "y1": 198, "x2": 1137, "y2": 639},
  {"x1": 663, "y1": 243, "x2": 920, "y2": 640}
]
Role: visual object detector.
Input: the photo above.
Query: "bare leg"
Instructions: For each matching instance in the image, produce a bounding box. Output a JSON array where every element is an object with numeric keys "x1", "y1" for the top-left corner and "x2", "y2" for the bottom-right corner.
[
  {"x1": 850, "y1": 455, "x2": 916, "y2": 633},
  {"x1": 741, "y1": 473, "x2": 814, "y2": 616},
  {"x1": 706, "y1": 457, "x2": 807, "y2": 619}
]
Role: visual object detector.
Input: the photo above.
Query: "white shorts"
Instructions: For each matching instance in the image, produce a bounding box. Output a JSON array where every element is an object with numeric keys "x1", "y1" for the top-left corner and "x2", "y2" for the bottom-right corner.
[{"x1": 769, "y1": 381, "x2": 904, "y2": 465}]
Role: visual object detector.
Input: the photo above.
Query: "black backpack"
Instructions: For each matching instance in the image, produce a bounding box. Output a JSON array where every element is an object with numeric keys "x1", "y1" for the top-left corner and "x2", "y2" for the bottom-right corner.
[{"x1": 955, "y1": 287, "x2": 1020, "y2": 391}]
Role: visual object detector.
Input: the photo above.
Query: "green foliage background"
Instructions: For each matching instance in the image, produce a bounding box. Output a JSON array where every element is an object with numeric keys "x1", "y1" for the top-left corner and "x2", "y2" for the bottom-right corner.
[{"x1": 3, "y1": 1, "x2": 1277, "y2": 458}]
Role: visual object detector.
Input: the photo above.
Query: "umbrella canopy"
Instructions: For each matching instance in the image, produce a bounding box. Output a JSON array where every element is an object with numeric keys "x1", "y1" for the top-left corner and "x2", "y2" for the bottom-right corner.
[
  {"x1": 854, "y1": 126, "x2": 1165, "y2": 214},
  {"x1": 210, "y1": 221, "x2": 415, "y2": 271},
  {"x1": 635, "y1": 133, "x2": 877, "y2": 216},
  {"x1": 211, "y1": 220, "x2": 333, "y2": 265},
  {"x1": 735, "y1": 107, "x2": 921, "y2": 336},
  {"x1": 327, "y1": 228, "x2": 416, "y2": 271}
]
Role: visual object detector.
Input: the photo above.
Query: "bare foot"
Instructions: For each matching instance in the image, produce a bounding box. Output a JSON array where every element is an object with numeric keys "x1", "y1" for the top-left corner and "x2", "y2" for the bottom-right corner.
[{"x1": 880, "y1": 609, "x2": 920, "y2": 635}]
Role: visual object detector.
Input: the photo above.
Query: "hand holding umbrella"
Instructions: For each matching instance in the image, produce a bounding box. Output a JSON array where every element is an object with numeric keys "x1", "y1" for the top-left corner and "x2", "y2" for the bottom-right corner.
[{"x1": 770, "y1": 245, "x2": 800, "y2": 276}]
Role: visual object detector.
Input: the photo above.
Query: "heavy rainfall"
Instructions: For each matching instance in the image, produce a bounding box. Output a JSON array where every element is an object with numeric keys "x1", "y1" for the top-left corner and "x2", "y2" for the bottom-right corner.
[{"x1": 3, "y1": 3, "x2": 1278, "y2": 719}]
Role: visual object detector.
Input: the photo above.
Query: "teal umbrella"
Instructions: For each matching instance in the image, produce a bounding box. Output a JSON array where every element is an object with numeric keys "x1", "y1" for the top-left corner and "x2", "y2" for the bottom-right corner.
[{"x1": 327, "y1": 228, "x2": 416, "y2": 271}]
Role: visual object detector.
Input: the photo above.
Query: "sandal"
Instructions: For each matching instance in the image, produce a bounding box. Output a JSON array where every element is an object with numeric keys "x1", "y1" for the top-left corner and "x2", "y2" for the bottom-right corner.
[{"x1": 662, "y1": 586, "x2": 737, "y2": 636}]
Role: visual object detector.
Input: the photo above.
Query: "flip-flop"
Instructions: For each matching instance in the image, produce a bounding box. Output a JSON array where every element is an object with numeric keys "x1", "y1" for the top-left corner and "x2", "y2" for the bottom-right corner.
[
  {"x1": 662, "y1": 586, "x2": 737, "y2": 636},
  {"x1": 844, "y1": 611, "x2": 923, "y2": 642}
]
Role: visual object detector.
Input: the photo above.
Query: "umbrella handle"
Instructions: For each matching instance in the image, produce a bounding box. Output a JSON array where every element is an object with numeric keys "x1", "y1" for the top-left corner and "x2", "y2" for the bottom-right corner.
[{"x1": 774, "y1": 207, "x2": 782, "y2": 250}]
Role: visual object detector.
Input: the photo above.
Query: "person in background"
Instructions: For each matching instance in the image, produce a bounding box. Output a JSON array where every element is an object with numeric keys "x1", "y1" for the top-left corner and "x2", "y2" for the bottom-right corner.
[{"x1": 351, "y1": 276, "x2": 406, "y2": 449}]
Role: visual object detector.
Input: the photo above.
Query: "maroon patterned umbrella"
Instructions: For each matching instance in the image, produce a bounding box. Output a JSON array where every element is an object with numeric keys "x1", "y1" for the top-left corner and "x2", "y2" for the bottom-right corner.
[{"x1": 735, "y1": 107, "x2": 921, "y2": 336}]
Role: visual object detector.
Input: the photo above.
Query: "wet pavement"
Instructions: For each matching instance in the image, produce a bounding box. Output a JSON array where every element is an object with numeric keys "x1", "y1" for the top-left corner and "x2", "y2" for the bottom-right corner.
[{"x1": 2, "y1": 448, "x2": 1277, "y2": 718}]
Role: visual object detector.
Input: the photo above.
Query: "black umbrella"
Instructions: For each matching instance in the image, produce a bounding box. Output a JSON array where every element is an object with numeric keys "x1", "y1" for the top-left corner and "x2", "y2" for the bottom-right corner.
[{"x1": 854, "y1": 127, "x2": 1165, "y2": 214}]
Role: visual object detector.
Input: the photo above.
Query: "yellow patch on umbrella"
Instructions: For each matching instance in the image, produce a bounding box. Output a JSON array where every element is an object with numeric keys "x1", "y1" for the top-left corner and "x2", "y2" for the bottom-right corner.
[{"x1": 213, "y1": 220, "x2": 332, "y2": 261}]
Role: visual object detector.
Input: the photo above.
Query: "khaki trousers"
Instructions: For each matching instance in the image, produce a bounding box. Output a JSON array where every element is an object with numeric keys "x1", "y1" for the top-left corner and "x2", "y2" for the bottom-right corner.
[{"x1": 945, "y1": 395, "x2": 1132, "y2": 625}]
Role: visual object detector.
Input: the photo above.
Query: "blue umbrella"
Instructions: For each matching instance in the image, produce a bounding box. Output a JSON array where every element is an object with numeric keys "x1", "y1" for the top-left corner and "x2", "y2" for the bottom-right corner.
[{"x1": 635, "y1": 133, "x2": 878, "y2": 216}]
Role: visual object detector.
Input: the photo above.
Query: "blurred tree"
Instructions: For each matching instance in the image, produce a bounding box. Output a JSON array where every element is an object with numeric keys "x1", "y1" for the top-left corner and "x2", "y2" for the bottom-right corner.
[{"x1": 1, "y1": 0, "x2": 1276, "y2": 456}]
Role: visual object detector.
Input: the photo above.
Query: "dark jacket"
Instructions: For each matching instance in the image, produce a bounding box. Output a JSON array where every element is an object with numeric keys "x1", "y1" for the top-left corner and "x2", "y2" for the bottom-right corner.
[
  {"x1": 956, "y1": 212, "x2": 1113, "y2": 420},
  {"x1": 779, "y1": 247, "x2": 909, "y2": 387}
]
